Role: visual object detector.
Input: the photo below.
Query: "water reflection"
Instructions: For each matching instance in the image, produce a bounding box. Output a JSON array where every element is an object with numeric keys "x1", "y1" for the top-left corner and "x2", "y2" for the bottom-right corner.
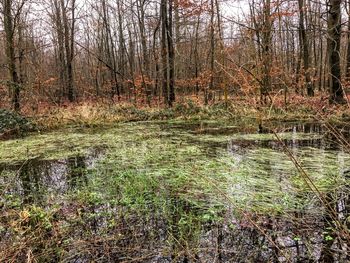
[
  {"x1": 182, "y1": 122, "x2": 350, "y2": 261},
  {"x1": 19, "y1": 159, "x2": 50, "y2": 204},
  {"x1": 225, "y1": 123, "x2": 350, "y2": 262},
  {"x1": 1, "y1": 123, "x2": 349, "y2": 262},
  {"x1": 67, "y1": 155, "x2": 88, "y2": 188},
  {"x1": 0, "y1": 148, "x2": 104, "y2": 205}
]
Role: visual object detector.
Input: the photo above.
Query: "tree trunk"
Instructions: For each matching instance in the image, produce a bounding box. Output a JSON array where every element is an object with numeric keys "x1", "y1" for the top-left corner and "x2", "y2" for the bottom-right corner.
[
  {"x1": 261, "y1": 0, "x2": 272, "y2": 104},
  {"x1": 3, "y1": 0, "x2": 20, "y2": 111},
  {"x1": 60, "y1": 0, "x2": 75, "y2": 102},
  {"x1": 346, "y1": 0, "x2": 350, "y2": 81},
  {"x1": 298, "y1": 0, "x2": 314, "y2": 96},
  {"x1": 207, "y1": 0, "x2": 215, "y2": 105},
  {"x1": 160, "y1": 0, "x2": 175, "y2": 107},
  {"x1": 161, "y1": 0, "x2": 168, "y2": 105},
  {"x1": 167, "y1": 0, "x2": 175, "y2": 106},
  {"x1": 53, "y1": 0, "x2": 66, "y2": 101},
  {"x1": 328, "y1": 0, "x2": 344, "y2": 104},
  {"x1": 137, "y1": 0, "x2": 151, "y2": 105}
]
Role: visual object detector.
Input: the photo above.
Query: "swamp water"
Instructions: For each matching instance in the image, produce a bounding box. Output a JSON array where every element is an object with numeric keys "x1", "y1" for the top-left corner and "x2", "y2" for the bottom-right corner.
[{"x1": 0, "y1": 121, "x2": 349, "y2": 262}]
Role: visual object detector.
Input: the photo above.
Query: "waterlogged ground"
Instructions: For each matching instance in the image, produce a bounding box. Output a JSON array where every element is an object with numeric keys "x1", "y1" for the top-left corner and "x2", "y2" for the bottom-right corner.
[{"x1": 0, "y1": 120, "x2": 349, "y2": 262}]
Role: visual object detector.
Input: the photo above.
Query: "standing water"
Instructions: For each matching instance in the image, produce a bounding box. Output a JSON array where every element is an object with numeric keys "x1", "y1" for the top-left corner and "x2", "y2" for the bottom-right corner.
[{"x1": 0, "y1": 121, "x2": 349, "y2": 262}]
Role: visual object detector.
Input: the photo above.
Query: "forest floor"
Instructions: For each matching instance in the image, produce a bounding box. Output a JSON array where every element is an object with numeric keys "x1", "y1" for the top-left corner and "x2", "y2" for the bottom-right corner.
[
  {"x1": 14, "y1": 93, "x2": 350, "y2": 134},
  {"x1": 1, "y1": 93, "x2": 349, "y2": 139}
]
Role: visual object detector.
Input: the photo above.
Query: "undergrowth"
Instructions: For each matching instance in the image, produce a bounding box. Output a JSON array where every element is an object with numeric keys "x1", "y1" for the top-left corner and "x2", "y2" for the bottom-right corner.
[{"x1": 28, "y1": 97, "x2": 345, "y2": 132}]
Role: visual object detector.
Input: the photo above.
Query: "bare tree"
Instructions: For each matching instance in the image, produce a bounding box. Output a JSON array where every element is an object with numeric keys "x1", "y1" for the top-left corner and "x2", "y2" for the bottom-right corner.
[
  {"x1": 328, "y1": 0, "x2": 344, "y2": 104},
  {"x1": 51, "y1": 0, "x2": 76, "y2": 102},
  {"x1": 161, "y1": 0, "x2": 175, "y2": 107},
  {"x1": 2, "y1": 0, "x2": 25, "y2": 111},
  {"x1": 261, "y1": 0, "x2": 272, "y2": 104},
  {"x1": 298, "y1": 0, "x2": 313, "y2": 96}
]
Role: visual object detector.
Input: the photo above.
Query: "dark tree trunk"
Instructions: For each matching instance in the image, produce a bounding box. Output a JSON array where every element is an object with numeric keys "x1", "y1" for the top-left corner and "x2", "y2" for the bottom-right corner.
[
  {"x1": 346, "y1": 0, "x2": 350, "y2": 82},
  {"x1": 3, "y1": 0, "x2": 20, "y2": 111},
  {"x1": 207, "y1": 0, "x2": 215, "y2": 105},
  {"x1": 167, "y1": 0, "x2": 175, "y2": 106},
  {"x1": 328, "y1": 0, "x2": 344, "y2": 104},
  {"x1": 261, "y1": 0, "x2": 272, "y2": 104},
  {"x1": 160, "y1": 0, "x2": 175, "y2": 107},
  {"x1": 161, "y1": 0, "x2": 168, "y2": 105},
  {"x1": 298, "y1": 0, "x2": 314, "y2": 96}
]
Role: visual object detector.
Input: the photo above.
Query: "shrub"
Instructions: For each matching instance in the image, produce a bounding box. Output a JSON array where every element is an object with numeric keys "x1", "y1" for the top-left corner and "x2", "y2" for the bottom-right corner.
[{"x1": 0, "y1": 109, "x2": 35, "y2": 138}]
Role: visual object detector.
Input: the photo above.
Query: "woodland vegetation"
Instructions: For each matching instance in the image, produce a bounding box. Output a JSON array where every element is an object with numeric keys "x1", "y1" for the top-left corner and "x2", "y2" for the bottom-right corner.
[
  {"x1": 0, "y1": 0, "x2": 349, "y2": 115},
  {"x1": 1, "y1": 1, "x2": 350, "y2": 262}
]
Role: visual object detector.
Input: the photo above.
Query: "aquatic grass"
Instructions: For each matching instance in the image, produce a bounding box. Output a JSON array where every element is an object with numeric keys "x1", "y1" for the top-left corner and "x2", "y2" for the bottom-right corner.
[
  {"x1": 0, "y1": 122, "x2": 162, "y2": 162},
  {"x1": 229, "y1": 132, "x2": 324, "y2": 141},
  {"x1": 2, "y1": 121, "x2": 347, "y2": 214},
  {"x1": 67, "y1": 124, "x2": 348, "y2": 232},
  {"x1": 0, "y1": 118, "x2": 323, "y2": 162},
  {"x1": 272, "y1": 129, "x2": 350, "y2": 250},
  {"x1": 1, "y1": 120, "x2": 350, "y2": 261}
]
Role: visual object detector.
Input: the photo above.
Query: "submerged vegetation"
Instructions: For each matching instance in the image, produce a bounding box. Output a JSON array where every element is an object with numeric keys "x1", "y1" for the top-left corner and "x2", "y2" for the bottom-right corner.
[
  {"x1": 1, "y1": 0, "x2": 350, "y2": 261},
  {"x1": 1, "y1": 120, "x2": 349, "y2": 262}
]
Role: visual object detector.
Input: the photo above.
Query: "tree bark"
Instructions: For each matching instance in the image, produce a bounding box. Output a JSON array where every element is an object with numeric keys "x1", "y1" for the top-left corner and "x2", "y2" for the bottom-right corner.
[
  {"x1": 298, "y1": 0, "x2": 314, "y2": 96},
  {"x1": 160, "y1": 0, "x2": 175, "y2": 107},
  {"x1": 60, "y1": 0, "x2": 75, "y2": 102},
  {"x1": 207, "y1": 0, "x2": 215, "y2": 105},
  {"x1": 137, "y1": 0, "x2": 151, "y2": 105},
  {"x1": 261, "y1": 0, "x2": 272, "y2": 104},
  {"x1": 328, "y1": 0, "x2": 344, "y2": 104},
  {"x1": 167, "y1": 0, "x2": 175, "y2": 106},
  {"x1": 3, "y1": 0, "x2": 21, "y2": 111},
  {"x1": 346, "y1": 0, "x2": 350, "y2": 81}
]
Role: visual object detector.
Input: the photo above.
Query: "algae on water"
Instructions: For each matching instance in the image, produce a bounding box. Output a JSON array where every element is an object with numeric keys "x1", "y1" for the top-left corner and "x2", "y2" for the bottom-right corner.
[
  {"x1": 1, "y1": 120, "x2": 349, "y2": 262},
  {"x1": 1, "y1": 120, "x2": 347, "y2": 215}
]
